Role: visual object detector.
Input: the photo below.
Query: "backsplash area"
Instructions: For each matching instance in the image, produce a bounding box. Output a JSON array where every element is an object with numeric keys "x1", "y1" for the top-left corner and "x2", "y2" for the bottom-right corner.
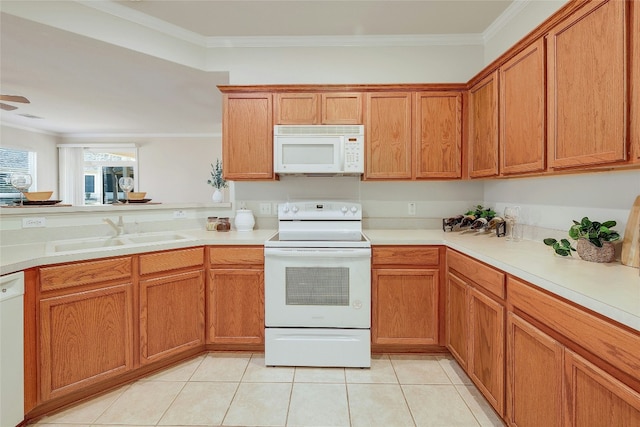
[{"x1": 1, "y1": 169, "x2": 637, "y2": 248}]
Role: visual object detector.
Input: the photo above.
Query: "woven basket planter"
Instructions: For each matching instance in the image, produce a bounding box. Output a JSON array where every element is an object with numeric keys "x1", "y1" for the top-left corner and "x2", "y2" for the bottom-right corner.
[{"x1": 576, "y1": 238, "x2": 615, "y2": 263}]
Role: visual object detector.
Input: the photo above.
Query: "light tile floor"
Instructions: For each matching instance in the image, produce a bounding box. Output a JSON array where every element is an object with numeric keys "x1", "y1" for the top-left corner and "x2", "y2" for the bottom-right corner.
[{"x1": 30, "y1": 353, "x2": 505, "y2": 427}]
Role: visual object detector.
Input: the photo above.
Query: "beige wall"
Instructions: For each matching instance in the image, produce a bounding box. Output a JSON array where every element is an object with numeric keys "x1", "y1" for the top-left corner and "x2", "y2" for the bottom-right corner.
[{"x1": 0, "y1": 124, "x2": 60, "y2": 198}]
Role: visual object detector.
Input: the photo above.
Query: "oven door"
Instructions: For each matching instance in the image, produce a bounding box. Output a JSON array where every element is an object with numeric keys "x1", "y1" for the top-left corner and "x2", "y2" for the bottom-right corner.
[{"x1": 264, "y1": 247, "x2": 371, "y2": 328}]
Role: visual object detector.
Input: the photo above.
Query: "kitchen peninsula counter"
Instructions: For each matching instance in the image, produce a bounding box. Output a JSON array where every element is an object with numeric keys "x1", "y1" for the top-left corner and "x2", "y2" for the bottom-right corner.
[{"x1": 1, "y1": 228, "x2": 638, "y2": 331}]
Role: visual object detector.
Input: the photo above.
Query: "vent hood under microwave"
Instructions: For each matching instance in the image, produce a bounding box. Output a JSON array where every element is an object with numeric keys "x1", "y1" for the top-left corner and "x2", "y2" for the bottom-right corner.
[{"x1": 274, "y1": 125, "x2": 365, "y2": 176}]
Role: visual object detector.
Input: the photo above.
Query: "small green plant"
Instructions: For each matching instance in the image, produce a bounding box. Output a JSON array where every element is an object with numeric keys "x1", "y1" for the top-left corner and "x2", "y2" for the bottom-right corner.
[
  {"x1": 544, "y1": 217, "x2": 620, "y2": 256},
  {"x1": 207, "y1": 159, "x2": 228, "y2": 190},
  {"x1": 465, "y1": 205, "x2": 497, "y2": 220}
]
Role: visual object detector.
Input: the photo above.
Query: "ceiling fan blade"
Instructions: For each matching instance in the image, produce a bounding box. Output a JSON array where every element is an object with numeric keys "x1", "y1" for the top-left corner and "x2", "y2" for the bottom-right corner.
[
  {"x1": 0, "y1": 103, "x2": 18, "y2": 111},
  {"x1": 0, "y1": 95, "x2": 30, "y2": 104}
]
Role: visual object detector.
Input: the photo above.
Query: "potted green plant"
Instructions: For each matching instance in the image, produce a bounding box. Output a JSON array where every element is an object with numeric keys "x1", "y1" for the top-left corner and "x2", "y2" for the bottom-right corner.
[
  {"x1": 543, "y1": 217, "x2": 620, "y2": 262},
  {"x1": 207, "y1": 159, "x2": 228, "y2": 202}
]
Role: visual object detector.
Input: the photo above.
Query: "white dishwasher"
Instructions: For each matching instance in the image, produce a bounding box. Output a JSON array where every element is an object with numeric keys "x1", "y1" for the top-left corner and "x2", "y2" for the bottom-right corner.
[{"x1": 1, "y1": 271, "x2": 24, "y2": 427}]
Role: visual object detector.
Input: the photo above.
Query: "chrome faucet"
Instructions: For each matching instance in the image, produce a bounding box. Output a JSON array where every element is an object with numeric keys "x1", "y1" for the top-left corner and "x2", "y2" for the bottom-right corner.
[{"x1": 103, "y1": 215, "x2": 125, "y2": 236}]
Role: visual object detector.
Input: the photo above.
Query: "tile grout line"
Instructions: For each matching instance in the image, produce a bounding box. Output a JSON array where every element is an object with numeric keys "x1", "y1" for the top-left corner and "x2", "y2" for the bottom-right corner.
[
  {"x1": 390, "y1": 355, "x2": 419, "y2": 427},
  {"x1": 219, "y1": 352, "x2": 253, "y2": 426}
]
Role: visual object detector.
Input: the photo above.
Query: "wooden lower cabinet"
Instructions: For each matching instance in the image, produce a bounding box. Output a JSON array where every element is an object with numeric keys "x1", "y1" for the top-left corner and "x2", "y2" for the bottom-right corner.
[
  {"x1": 445, "y1": 271, "x2": 469, "y2": 369},
  {"x1": 565, "y1": 349, "x2": 640, "y2": 426},
  {"x1": 372, "y1": 268, "x2": 439, "y2": 346},
  {"x1": 371, "y1": 246, "x2": 442, "y2": 351},
  {"x1": 506, "y1": 312, "x2": 563, "y2": 427},
  {"x1": 208, "y1": 269, "x2": 264, "y2": 345},
  {"x1": 139, "y1": 270, "x2": 205, "y2": 364},
  {"x1": 446, "y1": 250, "x2": 506, "y2": 416},
  {"x1": 207, "y1": 246, "x2": 265, "y2": 346},
  {"x1": 469, "y1": 287, "x2": 505, "y2": 414},
  {"x1": 39, "y1": 283, "x2": 133, "y2": 401}
]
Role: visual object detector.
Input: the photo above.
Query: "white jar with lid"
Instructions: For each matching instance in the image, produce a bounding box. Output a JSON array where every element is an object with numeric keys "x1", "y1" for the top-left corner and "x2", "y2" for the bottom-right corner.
[{"x1": 234, "y1": 209, "x2": 255, "y2": 232}]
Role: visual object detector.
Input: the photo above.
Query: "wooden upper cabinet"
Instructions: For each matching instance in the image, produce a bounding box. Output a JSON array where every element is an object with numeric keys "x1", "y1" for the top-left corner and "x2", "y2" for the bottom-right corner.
[
  {"x1": 365, "y1": 92, "x2": 413, "y2": 179},
  {"x1": 275, "y1": 92, "x2": 363, "y2": 124},
  {"x1": 499, "y1": 39, "x2": 546, "y2": 175},
  {"x1": 414, "y1": 92, "x2": 462, "y2": 178},
  {"x1": 275, "y1": 93, "x2": 319, "y2": 124},
  {"x1": 222, "y1": 92, "x2": 274, "y2": 180},
  {"x1": 321, "y1": 92, "x2": 363, "y2": 124},
  {"x1": 547, "y1": 0, "x2": 627, "y2": 169},
  {"x1": 468, "y1": 71, "x2": 499, "y2": 178}
]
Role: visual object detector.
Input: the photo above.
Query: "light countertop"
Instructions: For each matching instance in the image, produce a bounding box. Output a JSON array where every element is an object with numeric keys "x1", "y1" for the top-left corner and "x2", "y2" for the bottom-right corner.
[{"x1": 1, "y1": 228, "x2": 638, "y2": 331}]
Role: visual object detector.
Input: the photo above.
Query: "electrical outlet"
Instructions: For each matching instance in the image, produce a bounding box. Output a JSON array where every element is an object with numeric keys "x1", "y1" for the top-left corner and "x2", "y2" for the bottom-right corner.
[
  {"x1": 259, "y1": 203, "x2": 271, "y2": 215},
  {"x1": 408, "y1": 202, "x2": 416, "y2": 216},
  {"x1": 22, "y1": 217, "x2": 46, "y2": 228},
  {"x1": 173, "y1": 210, "x2": 187, "y2": 219}
]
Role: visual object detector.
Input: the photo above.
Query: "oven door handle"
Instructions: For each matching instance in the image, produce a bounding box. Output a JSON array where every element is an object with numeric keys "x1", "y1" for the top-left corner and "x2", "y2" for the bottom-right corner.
[{"x1": 264, "y1": 247, "x2": 371, "y2": 258}]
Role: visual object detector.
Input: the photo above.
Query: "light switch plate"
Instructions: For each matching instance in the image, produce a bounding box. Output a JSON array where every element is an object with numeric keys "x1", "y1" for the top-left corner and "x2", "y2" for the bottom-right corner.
[{"x1": 173, "y1": 210, "x2": 187, "y2": 219}]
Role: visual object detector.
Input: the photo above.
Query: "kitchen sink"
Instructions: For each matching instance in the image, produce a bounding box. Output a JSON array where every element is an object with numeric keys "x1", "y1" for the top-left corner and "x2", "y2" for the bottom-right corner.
[
  {"x1": 46, "y1": 232, "x2": 196, "y2": 255},
  {"x1": 50, "y1": 238, "x2": 127, "y2": 253}
]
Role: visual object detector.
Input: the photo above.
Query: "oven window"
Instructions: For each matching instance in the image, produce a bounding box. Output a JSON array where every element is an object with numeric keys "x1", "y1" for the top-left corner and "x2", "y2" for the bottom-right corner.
[{"x1": 285, "y1": 267, "x2": 349, "y2": 306}]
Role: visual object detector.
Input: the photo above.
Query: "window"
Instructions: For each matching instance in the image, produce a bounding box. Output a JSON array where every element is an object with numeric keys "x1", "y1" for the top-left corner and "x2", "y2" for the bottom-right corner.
[
  {"x1": 0, "y1": 147, "x2": 37, "y2": 206},
  {"x1": 83, "y1": 148, "x2": 137, "y2": 205},
  {"x1": 58, "y1": 144, "x2": 137, "y2": 205}
]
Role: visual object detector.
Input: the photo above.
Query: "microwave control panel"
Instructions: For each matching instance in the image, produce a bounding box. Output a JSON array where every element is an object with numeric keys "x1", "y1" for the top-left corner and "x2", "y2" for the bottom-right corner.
[{"x1": 344, "y1": 136, "x2": 364, "y2": 172}]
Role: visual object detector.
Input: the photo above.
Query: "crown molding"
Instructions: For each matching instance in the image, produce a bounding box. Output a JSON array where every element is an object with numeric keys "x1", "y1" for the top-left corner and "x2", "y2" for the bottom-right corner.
[
  {"x1": 0, "y1": 120, "x2": 60, "y2": 137},
  {"x1": 78, "y1": 0, "x2": 209, "y2": 47},
  {"x1": 482, "y1": 0, "x2": 532, "y2": 43},
  {"x1": 81, "y1": 1, "x2": 484, "y2": 48},
  {"x1": 204, "y1": 33, "x2": 484, "y2": 48}
]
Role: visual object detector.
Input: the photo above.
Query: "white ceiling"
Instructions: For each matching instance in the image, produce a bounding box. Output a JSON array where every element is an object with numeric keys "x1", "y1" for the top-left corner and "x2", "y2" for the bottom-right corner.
[{"x1": 0, "y1": 0, "x2": 513, "y2": 136}]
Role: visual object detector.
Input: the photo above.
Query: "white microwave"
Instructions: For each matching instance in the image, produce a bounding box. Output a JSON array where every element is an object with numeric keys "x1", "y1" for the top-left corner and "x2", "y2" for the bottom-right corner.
[{"x1": 274, "y1": 125, "x2": 364, "y2": 175}]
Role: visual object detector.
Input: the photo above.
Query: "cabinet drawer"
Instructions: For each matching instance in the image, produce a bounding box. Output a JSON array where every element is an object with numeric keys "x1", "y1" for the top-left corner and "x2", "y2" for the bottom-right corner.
[
  {"x1": 139, "y1": 247, "x2": 204, "y2": 276},
  {"x1": 372, "y1": 246, "x2": 440, "y2": 266},
  {"x1": 209, "y1": 246, "x2": 264, "y2": 266},
  {"x1": 447, "y1": 250, "x2": 505, "y2": 299},
  {"x1": 40, "y1": 257, "x2": 132, "y2": 292},
  {"x1": 508, "y1": 276, "x2": 640, "y2": 384}
]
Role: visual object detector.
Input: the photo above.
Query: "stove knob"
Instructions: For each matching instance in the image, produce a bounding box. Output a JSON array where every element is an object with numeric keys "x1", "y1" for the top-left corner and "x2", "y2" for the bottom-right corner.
[
  {"x1": 341, "y1": 206, "x2": 348, "y2": 214},
  {"x1": 291, "y1": 205, "x2": 299, "y2": 213},
  {"x1": 350, "y1": 206, "x2": 358, "y2": 214},
  {"x1": 283, "y1": 205, "x2": 290, "y2": 213}
]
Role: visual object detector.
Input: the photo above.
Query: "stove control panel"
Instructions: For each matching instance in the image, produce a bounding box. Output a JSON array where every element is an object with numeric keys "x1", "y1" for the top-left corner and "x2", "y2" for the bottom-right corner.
[{"x1": 278, "y1": 201, "x2": 362, "y2": 220}]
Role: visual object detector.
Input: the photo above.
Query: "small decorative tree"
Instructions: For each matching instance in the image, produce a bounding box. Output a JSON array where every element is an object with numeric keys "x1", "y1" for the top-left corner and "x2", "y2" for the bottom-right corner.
[{"x1": 207, "y1": 159, "x2": 227, "y2": 202}]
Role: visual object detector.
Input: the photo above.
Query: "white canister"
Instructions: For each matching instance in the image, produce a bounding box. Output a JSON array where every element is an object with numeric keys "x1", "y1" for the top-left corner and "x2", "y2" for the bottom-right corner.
[{"x1": 234, "y1": 209, "x2": 255, "y2": 232}]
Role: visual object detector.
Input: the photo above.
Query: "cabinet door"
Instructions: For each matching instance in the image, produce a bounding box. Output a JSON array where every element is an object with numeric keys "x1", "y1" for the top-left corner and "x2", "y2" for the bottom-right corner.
[
  {"x1": 414, "y1": 92, "x2": 462, "y2": 178},
  {"x1": 275, "y1": 93, "x2": 319, "y2": 124},
  {"x1": 547, "y1": 0, "x2": 627, "y2": 168},
  {"x1": 139, "y1": 270, "x2": 205, "y2": 364},
  {"x1": 222, "y1": 93, "x2": 274, "y2": 180},
  {"x1": 469, "y1": 287, "x2": 505, "y2": 415},
  {"x1": 365, "y1": 92, "x2": 413, "y2": 179},
  {"x1": 446, "y1": 272, "x2": 469, "y2": 370},
  {"x1": 564, "y1": 349, "x2": 640, "y2": 427},
  {"x1": 506, "y1": 313, "x2": 563, "y2": 427},
  {"x1": 372, "y1": 268, "x2": 439, "y2": 346},
  {"x1": 208, "y1": 269, "x2": 264, "y2": 345},
  {"x1": 39, "y1": 284, "x2": 133, "y2": 401},
  {"x1": 321, "y1": 92, "x2": 363, "y2": 124},
  {"x1": 500, "y1": 39, "x2": 546, "y2": 175},
  {"x1": 631, "y1": 0, "x2": 640, "y2": 162},
  {"x1": 468, "y1": 71, "x2": 499, "y2": 178}
]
